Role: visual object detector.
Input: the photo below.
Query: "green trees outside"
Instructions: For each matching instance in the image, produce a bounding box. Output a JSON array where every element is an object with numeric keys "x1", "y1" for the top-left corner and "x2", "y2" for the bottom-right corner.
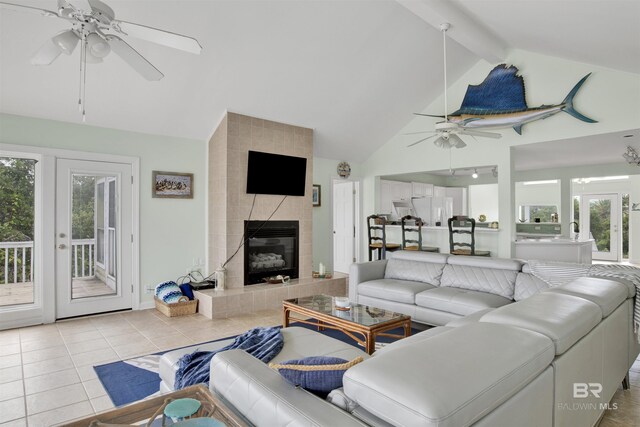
[
  {"x1": 589, "y1": 199, "x2": 612, "y2": 252},
  {"x1": 1, "y1": 158, "x2": 36, "y2": 284},
  {"x1": 72, "y1": 176, "x2": 96, "y2": 240},
  {"x1": 0, "y1": 158, "x2": 36, "y2": 242},
  {"x1": 574, "y1": 194, "x2": 629, "y2": 258}
]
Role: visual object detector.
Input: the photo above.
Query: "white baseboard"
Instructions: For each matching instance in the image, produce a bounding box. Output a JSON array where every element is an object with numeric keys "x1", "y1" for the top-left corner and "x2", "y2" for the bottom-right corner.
[{"x1": 138, "y1": 300, "x2": 155, "y2": 310}]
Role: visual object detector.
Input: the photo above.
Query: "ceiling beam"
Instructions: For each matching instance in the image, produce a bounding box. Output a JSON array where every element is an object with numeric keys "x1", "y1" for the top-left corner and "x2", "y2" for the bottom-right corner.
[{"x1": 397, "y1": 0, "x2": 508, "y2": 64}]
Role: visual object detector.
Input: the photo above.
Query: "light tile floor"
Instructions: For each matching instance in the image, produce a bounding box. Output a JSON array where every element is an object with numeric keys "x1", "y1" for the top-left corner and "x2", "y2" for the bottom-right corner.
[
  {"x1": 0, "y1": 309, "x2": 638, "y2": 426},
  {"x1": 0, "y1": 308, "x2": 282, "y2": 427}
]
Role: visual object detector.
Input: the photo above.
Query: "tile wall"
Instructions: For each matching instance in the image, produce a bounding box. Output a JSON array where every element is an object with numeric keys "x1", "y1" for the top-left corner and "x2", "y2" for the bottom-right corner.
[{"x1": 208, "y1": 112, "x2": 313, "y2": 288}]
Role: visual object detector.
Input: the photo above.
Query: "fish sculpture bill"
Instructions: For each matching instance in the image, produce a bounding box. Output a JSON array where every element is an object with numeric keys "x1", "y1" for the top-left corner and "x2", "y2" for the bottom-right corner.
[{"x1": 421, "y1": 64, "x2": 597, "y2": 135}]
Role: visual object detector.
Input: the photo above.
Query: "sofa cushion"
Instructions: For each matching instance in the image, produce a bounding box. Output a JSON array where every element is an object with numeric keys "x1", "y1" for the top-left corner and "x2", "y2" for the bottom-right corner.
[
  {"x1": 343, "y1": 323, "x2": 554, "y2": 427},
  {"x1": 514, "y1": 272, "x2": 550, "y2": 301},
  {"x1": 358, "y1": 279, "x2": 435, "y2": 304},
  {"x1": 440, "y1": 257, "x2": 521, "y2": 299},
  {"x1": 544, "y1": 277, "x2": 628, "y2": 317},
  {"x1": 384, "y1": 251, "x2": 448, "y2": 285},
  {"x1": 480, "y1": 292, "x2": 602, "y2": 355},
  {"x1": 415, "y1": 287, "x2": 512, "y2": 316}
]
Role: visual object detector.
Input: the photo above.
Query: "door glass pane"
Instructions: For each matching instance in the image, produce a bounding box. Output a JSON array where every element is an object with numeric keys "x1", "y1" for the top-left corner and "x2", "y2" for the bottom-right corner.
[
  {"x1": 589, "y1": 198, "x2": 611, "y2": 253},
  {"x1": 72, "y1": 174, "x2": 117, "y2": 299},
  {"x1": 0, "y1": 157, "x2": 36, "y2": 307}
]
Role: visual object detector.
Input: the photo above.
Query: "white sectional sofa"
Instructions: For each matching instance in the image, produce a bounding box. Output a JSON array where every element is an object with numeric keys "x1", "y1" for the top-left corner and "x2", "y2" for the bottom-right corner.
[
  {"x1": 350, "y1": 251, "x2": 548, "y2": 325},
  {"x1": 158, "y1": 251, "x2": 640, "y2": 427}
]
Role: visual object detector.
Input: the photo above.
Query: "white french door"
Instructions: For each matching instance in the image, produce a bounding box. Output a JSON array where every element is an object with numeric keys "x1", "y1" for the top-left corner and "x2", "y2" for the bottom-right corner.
[
  {"x1": 333, "y1": 180, "x2": 359, "y2": 274},
  {"x1": 580, "y1": 193, "x2": 620, "y2": 262},
  {"x1": 56, "y1": 159, "x2": 133, "y2": 318}
]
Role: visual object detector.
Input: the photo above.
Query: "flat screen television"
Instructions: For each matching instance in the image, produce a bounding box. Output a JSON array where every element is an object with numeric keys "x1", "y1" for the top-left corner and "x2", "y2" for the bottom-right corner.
[{"x1": 246, "y1": 151, "x2": 307, "y2": 196}]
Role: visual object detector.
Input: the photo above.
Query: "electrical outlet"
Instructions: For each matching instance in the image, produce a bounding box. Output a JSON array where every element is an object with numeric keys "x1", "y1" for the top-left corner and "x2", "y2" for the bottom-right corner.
[{"x1": 144, "y1": 285, "x2": 155, "y2": 294}]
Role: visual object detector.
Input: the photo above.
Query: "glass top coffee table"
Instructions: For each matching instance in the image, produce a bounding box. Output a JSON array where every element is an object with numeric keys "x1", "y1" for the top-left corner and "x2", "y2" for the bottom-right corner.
[{"x1": 283, "y1": 295, "x2": 411, "y2": 354}]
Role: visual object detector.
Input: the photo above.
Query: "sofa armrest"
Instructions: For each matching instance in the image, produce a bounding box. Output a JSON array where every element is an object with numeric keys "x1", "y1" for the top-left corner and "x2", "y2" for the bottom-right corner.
[
  {"x1": 349, "y1": 260, "x2": 388, "y2": 302},
  {"x1": 211, "y1": 350, "x2": 367, "y2": 427}
]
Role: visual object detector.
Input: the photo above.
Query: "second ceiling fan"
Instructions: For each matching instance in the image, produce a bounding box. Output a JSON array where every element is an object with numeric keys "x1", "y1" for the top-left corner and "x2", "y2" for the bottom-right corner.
[{"x1": 408, "y1": 23, "x2": 501, "y2": 149}]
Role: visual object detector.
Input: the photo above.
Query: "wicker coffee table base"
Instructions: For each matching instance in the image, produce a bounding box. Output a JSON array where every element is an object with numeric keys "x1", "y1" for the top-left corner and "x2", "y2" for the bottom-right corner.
[{"x1": 283, "y1": 302, "x2": 411, "y2": 354}]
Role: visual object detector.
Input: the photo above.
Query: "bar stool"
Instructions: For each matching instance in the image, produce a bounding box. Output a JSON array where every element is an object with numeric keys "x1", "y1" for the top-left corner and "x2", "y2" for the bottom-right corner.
[
  {"x1": 367, "y1": 215, "x2": 401, "y2": 261},
  {"x1": 401, "y1": 215, "x2": 439, "y2": 253},
  {"x1": 448, "y1": 216, "x2": 490, "y2": 256}
]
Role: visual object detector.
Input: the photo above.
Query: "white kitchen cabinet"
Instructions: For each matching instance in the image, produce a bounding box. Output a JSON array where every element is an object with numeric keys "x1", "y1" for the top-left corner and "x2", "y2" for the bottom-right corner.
[
  {"x1": 379, "y1": 179, "x2": 393, "y2": 215},
  {"x1": 379, "y1": 180, "x2": 412, "y2": 217},
  {"x1": 434, "y1": 186, "x2": 446, "y2": 198},
  {"x1": 411, "y1": 182, "x2": 433, "y2": 198},
  {"x1": 392, "y1": 181, "x2": 412, "y2": 201},
  {"x1": 445, "y1": 187, "x2": 468, "y2": 216}
]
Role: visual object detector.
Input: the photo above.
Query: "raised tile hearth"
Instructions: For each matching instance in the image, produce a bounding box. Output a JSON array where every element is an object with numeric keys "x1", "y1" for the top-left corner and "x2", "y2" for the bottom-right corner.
[{"x1": 194, "y1": 274, "x2": 347, "y2": 319}]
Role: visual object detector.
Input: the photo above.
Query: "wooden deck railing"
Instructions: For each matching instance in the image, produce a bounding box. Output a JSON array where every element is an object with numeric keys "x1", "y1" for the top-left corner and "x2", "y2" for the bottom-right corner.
[{"x1": 0, "y1": 239, "x2": 95, "y2": 284}]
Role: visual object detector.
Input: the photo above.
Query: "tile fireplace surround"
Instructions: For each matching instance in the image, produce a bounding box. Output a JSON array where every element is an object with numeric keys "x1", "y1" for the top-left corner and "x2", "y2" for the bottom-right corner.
[
  {"x1": 195, "y1": 274, "x2": 348, "y2": 319},
  {"x1": 206, "y1": 112, "x2": 316, "y2": 317}
]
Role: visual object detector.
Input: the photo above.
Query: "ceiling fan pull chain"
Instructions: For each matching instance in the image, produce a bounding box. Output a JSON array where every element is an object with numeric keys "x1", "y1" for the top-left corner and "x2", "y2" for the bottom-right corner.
[
  {"x1": 78, "y1": 31, "x2": 84, "y2": 114},
  {"x1": 82, "y1": 31, "x2": 87, "y2": 122}
]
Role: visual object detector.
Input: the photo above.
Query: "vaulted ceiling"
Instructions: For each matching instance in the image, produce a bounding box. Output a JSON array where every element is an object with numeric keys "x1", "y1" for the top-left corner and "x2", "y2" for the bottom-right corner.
[{"x1": 1, "y1": 1, "x2": 638, "y2": 162}]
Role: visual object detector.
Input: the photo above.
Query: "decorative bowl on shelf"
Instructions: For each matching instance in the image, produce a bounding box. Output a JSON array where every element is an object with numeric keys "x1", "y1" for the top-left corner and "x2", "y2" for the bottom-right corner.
[{"x1": 334, "y1": 296, "x2": 351, "y2": 310}]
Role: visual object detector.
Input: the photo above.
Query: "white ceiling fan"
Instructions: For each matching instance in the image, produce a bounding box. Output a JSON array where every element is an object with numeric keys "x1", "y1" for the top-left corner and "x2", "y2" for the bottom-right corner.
[
  {"x1": 408, "y1": 23, "x2": 501, "y2": 149},
  {"x1": 0, "y1": 0, "x2": 202, "y2": 120}
]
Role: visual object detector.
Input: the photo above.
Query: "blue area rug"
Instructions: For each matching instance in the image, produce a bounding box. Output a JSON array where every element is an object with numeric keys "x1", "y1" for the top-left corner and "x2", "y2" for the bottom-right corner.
[{"x1": 95, "y1": 322, "x2": 422, "y2": 406}]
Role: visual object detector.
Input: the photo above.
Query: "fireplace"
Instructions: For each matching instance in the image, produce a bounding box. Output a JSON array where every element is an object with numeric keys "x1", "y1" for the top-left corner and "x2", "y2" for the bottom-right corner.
[{"x1": 244, "y1": 220, "x2": 299, "y2": 285}]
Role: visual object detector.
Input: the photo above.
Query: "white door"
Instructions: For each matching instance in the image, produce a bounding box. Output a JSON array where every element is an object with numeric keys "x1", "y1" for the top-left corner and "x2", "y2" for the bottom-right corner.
[
  {"x1": 333, "y1": 181, "x2": 355, "y2": 274},
  {"x1": 56, "y1": 159, "x2": 133, "y2": 318},
  {"x1": 580, "y1": 194, "x2": 619, "y2": 262}
]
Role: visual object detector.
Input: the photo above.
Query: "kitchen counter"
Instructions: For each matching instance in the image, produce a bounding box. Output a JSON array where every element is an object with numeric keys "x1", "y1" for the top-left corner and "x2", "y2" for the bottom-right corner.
[
  {"x1": 380, "y1": 223, "x2": 500, "y2": 255},
  {"x1": 514, "y1": 238, "x2": 594, "y2": 263}
]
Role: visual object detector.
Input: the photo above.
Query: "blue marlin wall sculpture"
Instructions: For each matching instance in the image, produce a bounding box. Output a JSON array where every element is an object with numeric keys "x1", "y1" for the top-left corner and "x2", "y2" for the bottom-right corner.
[{"x1": 417, "y1": 64, "x2": 597, "y2": 136}]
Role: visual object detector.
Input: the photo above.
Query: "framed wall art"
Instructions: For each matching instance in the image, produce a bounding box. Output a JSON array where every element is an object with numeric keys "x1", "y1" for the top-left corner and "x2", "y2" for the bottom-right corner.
[
  {"x1": 152, "y1": 171, "x2": 194, "y2": 199},
  {"x1": 312, "y1": 184, "x2": 321, "y2": 207}
]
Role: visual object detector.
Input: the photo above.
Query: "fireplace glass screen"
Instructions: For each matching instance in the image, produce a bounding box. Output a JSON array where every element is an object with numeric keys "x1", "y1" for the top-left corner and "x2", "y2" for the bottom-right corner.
[{"x1": 244, "y1": 221, "x2": 299, "y2": 285}]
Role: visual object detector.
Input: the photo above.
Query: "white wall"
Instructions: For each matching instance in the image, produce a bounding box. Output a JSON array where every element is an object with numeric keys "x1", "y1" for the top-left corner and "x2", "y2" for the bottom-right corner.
[
  {"x1": 312, "y1": 157, "x2": 362, "y2": 271},
  {"x1": 515, "y1": 181, "x2": 562, "y2": 219},
  {"x1": 468, "y1": 184, "x2": 499, "y2": 223},
  {"x1": 360, "y1": 48, "x2": 640, "y2": 259},
  {"x1": 0, "y1": 113, "x2": 207, "y2": 307}
]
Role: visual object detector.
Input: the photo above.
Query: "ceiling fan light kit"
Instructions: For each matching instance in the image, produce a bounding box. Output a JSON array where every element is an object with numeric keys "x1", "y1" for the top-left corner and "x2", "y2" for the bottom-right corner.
[{"x1": 1, "y1": 0, "x2": 202, "y2": 121}]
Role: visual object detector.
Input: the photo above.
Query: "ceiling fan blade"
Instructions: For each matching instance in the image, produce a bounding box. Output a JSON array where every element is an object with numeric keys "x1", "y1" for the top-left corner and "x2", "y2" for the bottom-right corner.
[
  {"x1": 403, "y1": 130, "x2": 437, "y2": 136},
  {"x1": 87, "y1": 0, "x2": 114, "y2": 24},
  {"x1": 460, "y1": 129, "x2": 502, "y2": 139},
  {"x1": 30, "y1": 38, "x2": 63, "y2": 65},
  {"x1": 414, "y1": 113, "x2": 446, "y2": 118},
  {"x1": 449, "y1": 134, "x2": 467, "y2": 148},
  {"x1": 0, "y1": 2, "x2": 58, "y2": 17},
  {"x1": 105, "y1": 35, "x2": 164, "y2": 81},
  {"x1": 407, "y1": 134, "x2": 438, "y2": 147},
  {"x1": 111, "y1": 20, "x2": 202, "y2": 54}
]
